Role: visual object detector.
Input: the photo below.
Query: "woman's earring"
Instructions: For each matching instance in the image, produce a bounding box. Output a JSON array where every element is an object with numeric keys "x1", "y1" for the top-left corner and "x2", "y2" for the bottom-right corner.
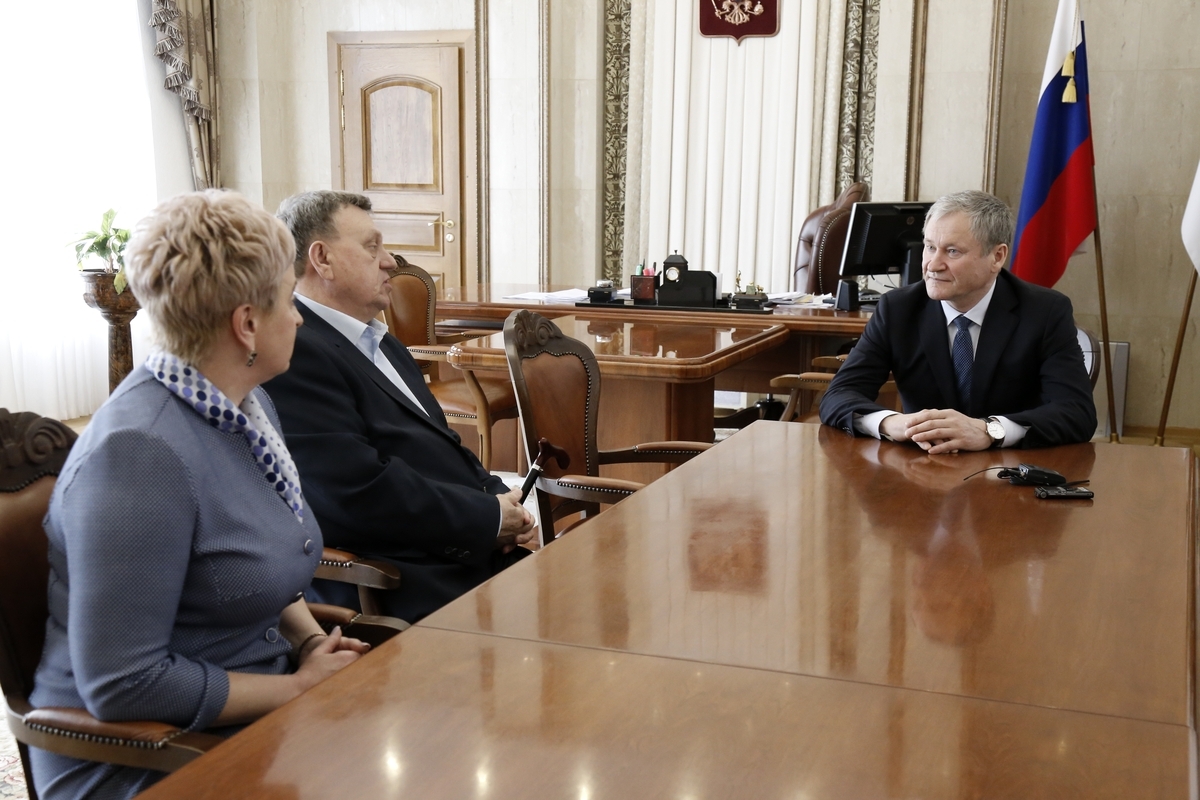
[{"x1": 247, "y1": 351, "x2": 258, "y2": 367}]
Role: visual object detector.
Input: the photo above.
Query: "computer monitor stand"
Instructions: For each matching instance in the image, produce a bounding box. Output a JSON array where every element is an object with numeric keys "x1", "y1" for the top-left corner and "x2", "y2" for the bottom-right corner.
[{"x1": 901, "y1": 242, "x2": 923, "y2": 286}]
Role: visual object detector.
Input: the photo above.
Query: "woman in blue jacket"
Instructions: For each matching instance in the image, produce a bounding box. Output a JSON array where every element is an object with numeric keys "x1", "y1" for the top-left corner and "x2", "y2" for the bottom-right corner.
[{"x1": 29, "y1": 190, "x2": 369, "y2": 799}]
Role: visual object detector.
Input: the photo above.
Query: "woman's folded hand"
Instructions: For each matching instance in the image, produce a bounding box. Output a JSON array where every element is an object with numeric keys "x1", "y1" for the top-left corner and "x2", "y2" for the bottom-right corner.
[{"x1": 294, "y1": 627, "x2": 365, "y2": 692}]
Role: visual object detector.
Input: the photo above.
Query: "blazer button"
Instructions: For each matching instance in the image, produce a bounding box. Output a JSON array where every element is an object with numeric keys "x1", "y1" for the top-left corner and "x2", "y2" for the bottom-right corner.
[
  {"x1": 265, "y1": 627, "x2": 280, "y2": 643},
  {"x1": 462, "y1": 551, "x2": 471, "y2": 559},
  {"x1": 445, "y1": 546, "x2": 455, "y2": 555},
  {"x1": 303, "y1": 539, "x2": 315, "y2": 555}
]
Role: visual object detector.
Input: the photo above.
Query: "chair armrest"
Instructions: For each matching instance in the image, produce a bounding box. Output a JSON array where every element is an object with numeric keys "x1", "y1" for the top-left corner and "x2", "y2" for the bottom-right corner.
[
  {"x1": 8, "y1": 703, "x2": 220, "y2": 773},
  {"x1": 541, "y1": 474, "x2": 643, "y2": 505},
  {"x1": 316, "y1": 548, "x2": 402, "y2": 590},
  {"x1": 811, "y1": 355, "x2": 847, "y2": 370},
  {"x1": 769, "y1": 372, "x2": 833, "y2": 391},
  {"x1": 435, "y1": 330, "x2": 494, "y2": 345},
  {"x1": 307, "y1": 603, "x2": 410, "y2": 647},
  {"x1": 597, "y1": 441, "x2": 713, "y2": 465}
]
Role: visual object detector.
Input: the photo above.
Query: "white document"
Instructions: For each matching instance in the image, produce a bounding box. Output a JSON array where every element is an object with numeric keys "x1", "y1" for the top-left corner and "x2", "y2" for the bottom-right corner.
[{"x1": 500, "y1": 289, "x2": 590, "y2": 303}]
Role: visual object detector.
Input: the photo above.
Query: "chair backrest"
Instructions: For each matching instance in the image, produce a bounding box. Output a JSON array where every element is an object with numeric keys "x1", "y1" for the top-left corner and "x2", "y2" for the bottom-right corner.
[
  {"x1": 793, "y1": 181, "x2": 871, "y2": 294},
  {"x1": 1076, "y1": 326, "x2": 1101, "y2": 388},
  {"x1": 0, "y1": 409, "x2": 76, "y2": 709},
  {"x1": 382, "y1": 254, "x2": 437, "y2": 348},
  {"x1": 503, "y1": 311, "x2": 601, "y2": 521}
]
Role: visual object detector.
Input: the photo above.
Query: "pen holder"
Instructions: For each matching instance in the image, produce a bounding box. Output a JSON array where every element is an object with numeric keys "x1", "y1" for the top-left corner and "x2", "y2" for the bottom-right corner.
[{"x1": 630, "y1": 274, "x2": 658, "y2": 305}]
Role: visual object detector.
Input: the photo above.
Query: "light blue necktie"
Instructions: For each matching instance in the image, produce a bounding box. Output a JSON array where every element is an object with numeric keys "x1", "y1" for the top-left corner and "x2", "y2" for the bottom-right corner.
[{"x1": 951, "y1": 315, "x2": 973, "y2": 411}]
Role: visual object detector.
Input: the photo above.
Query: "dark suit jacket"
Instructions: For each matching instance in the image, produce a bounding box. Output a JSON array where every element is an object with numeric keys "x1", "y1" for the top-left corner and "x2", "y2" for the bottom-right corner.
[
  {"x1": 263, "y1": 301, "x2": 510, "y2": 621},
  {"x1": 819, "y1": 269, "x2": 1097, "y2": 448}
]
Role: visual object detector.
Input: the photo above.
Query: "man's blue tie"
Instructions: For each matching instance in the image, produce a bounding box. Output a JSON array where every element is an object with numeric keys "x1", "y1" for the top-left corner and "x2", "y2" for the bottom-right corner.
[{"x1": 952, "y1": 315, "x2": 973, "y2": 410}]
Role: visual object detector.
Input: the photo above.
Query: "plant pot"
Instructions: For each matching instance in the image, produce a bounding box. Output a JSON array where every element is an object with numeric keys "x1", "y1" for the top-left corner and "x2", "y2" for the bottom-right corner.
[{"x1": 81, "y1": 270, "x2": 141, "y2": 393}]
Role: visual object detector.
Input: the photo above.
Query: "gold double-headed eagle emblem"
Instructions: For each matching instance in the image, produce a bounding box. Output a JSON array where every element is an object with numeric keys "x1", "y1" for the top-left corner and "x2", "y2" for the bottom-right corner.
[{"x1": 710, "y1": 0, "x2": 765, "y2": 26}]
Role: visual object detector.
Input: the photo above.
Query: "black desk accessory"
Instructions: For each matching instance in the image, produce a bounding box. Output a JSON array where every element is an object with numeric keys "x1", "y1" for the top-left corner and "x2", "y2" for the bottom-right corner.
[
  {"x1": 587, "y1": 279, "x2": 616, "y2": 304},
  {"x1": 656, "y1": 252, "x2": 718, "y2": 308},
  {"x1": 963, "y1": 463, "x2": 1091, "y2": 498},
  {"x1": 997, "y1": 464, "x2": 1067, "y2": 486},
  {"x1": 835, "y1": 279, "x2": 860, "y2": 311},
  {"x1": 1035, "y1": 486, "x2": 1094, "y2": 499}
]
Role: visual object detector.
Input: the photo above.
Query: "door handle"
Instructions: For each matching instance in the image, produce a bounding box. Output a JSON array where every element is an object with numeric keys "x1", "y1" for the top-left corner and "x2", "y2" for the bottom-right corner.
[{"x1": 427, "y1": 219, "x2": 455, "y2": 229}]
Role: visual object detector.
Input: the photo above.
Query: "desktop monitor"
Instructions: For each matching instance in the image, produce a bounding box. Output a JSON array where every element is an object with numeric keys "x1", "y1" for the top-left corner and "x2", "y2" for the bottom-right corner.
[{"x1": 839, "y1": 202, "x2": 933, "y2": 287}]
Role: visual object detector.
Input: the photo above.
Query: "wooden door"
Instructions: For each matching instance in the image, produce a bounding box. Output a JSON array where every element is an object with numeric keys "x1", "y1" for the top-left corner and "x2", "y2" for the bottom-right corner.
[{"x1": 333, "y1": 41, "x2": 463, "y2": 292}]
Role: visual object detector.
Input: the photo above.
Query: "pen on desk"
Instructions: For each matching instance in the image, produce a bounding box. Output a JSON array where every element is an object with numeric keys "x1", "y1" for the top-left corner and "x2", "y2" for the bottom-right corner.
[{"x1": 519, "y1": 438, "x2": 571, "y2": 504}]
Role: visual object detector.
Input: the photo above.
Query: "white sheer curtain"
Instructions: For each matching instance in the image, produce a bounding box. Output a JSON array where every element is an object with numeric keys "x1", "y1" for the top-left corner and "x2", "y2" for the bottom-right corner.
[
  {"x1": 0, "y1": 1, "x2": 159, "y2": 419},
  {"x1": 624, "y1": 0, "x2": 821, "y2": 293}
]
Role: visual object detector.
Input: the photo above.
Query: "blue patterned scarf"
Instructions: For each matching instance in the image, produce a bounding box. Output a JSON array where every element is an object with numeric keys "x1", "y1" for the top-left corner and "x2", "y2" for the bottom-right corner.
[{"x1": 147, "y1": 352, "x2": 305, "y2": 523}]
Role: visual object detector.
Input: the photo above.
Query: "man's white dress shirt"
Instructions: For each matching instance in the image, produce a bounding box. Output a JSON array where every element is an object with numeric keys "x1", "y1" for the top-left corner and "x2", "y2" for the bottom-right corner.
[{"x1": 294, "y1": 293, "x2": 429, "y2": 416}]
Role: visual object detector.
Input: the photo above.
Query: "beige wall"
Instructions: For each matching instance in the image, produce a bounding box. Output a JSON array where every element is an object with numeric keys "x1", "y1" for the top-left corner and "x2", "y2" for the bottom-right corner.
[
  {"x1": 216, "y1": 0, "x2": 477, "y2": 213},
  {"x1": 994, "y1": 0, "x2": 1200, "y2": 429},
  {"x1": 917, "y1": 0, "x2": 997, "y2": 198},
  {"x1": 548, "y1": 0, "x2": 604, "y2": 289}
]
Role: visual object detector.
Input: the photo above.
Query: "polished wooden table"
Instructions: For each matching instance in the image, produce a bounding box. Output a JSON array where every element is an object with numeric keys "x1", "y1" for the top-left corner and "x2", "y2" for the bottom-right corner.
[{"x1": 140, "y1": 423, "x2": 1198, "y2": 798}]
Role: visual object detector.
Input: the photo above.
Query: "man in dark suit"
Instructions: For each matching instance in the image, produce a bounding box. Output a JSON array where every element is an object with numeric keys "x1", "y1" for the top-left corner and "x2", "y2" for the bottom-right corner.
[
  {"x1": 264, "y1": 191, "x2": 535, "y2": 622},
  {"x1": 819, "y1": 190, "x2": 1096, "y2": 451}
]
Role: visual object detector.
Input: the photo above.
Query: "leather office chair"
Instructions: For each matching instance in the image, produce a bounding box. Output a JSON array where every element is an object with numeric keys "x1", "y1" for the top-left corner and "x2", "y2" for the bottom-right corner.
[
  {"x1": 715, "y1": 183, "x2": 871, "y2": 434},
  {"x1": 793, "y1": 181, "x2": 870, "y2": 294},
  {"x1": 0, "y1": 410, "x2": 405, "y2": 796},
  {"x1": 503, "y1": 310, "x2": 712, "y2": 543},
  {"x1": 383, "y1": 255, "x2": 518, "y2": 471}
]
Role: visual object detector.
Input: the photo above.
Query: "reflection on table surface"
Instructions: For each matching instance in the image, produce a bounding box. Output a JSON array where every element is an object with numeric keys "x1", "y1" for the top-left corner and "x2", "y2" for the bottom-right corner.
[
  {"x1": 424, "y1": 421, "x2": 1193, "y2": 725},
  {"x1": 138, "y1": 626, "x2": 1191, "y2": 800},
  {"x1": 452, "y1": 314, "x2": 782, "y2": 360}
]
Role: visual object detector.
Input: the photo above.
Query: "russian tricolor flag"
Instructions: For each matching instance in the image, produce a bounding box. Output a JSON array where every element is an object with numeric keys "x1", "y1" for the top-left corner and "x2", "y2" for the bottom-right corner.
[{"x1": 1010, "y1": 0, "x2": 1096, "y2": 288}]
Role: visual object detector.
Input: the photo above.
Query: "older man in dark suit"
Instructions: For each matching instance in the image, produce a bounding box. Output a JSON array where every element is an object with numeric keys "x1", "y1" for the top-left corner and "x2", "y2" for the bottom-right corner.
[
  {"x1": 819, "y1": 190, "x2": 1096, "y2": 451},
  {"x1": 264, "y1": 191, "x2": 534, "y2": 622}
]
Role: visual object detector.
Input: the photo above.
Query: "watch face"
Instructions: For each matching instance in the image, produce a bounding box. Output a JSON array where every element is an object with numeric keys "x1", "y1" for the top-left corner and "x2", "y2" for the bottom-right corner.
[
  {"x1": 986, "y1": 419, "x2": 1005, "y2": 441},
  {"x1": 665, "y1": 266, "x2": 681, "y2": 282}
]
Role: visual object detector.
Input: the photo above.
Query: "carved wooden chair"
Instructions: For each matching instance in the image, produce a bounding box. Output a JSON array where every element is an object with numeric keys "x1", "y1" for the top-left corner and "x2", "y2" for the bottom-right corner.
[
  {"x1": 503, "y1": 310, "x2": 713, "y2": 543},
  {"x1": 0, "y1": 409, "x2": 405, "y2": 796},
  {"x1": 383, "y1": 255, "x2": 518, "y2": 470}
]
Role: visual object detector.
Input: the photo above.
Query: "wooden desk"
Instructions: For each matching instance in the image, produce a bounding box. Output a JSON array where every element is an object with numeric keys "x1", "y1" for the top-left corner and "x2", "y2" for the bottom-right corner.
[
  {"x1": 434, "y1": 283, "x2": 873, "y2": 396},
  {"x1": 416, "y1": 314, "x2": 788, "y2": 481},
  {"x1": 425, "y1": 285, "x2": 868, "y2": 473},
  {"x1": 139, "y1": 423, "x2": 1198, "y2": 798}
]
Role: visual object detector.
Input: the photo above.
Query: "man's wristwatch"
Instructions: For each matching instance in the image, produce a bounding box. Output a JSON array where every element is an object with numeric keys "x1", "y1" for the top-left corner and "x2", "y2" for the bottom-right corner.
[{"x1": 983, "y1": 416, "x2": 1005, "y2": 448}]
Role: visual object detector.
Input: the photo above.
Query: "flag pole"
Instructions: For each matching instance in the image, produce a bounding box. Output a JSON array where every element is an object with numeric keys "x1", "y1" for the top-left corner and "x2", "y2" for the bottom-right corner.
[
  {"x1": 1154, "y1": 270, "x2": 1196, "y2": 445},
  {"x1": 1090, "y1": 167, "x2": 1119, "y2": 443}
]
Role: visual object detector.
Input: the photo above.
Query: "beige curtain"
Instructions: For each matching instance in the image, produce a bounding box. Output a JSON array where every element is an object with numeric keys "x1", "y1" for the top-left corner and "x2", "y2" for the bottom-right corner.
[
  {"x1": 622, "y1": 0, "x2": 824, "y2": 293},
  {"x1": 149, "y1": 0, "x2": 219, "y2": 190},
  {"x1": 810, "y1": 0, "x2": 878, "y2": 209},
  {"x1": 609, "y1": 0, "x2": 879, "y2": 290}
]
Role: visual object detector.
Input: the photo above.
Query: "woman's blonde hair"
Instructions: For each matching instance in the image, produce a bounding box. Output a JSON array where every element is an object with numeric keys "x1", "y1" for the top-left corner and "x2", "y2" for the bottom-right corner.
[{"x1": 125, "y1": 190, "x2": 295, "y2": 363}]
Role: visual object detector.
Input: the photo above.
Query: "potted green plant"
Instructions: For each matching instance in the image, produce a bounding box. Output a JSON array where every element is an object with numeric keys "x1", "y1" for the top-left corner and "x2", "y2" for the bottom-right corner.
[
  {"x1": 73, "y1": 209, "x2": 132, "y2": 293},
  {"x1": 72, "y1": 209, "x2": 140, "y2": 393}
]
